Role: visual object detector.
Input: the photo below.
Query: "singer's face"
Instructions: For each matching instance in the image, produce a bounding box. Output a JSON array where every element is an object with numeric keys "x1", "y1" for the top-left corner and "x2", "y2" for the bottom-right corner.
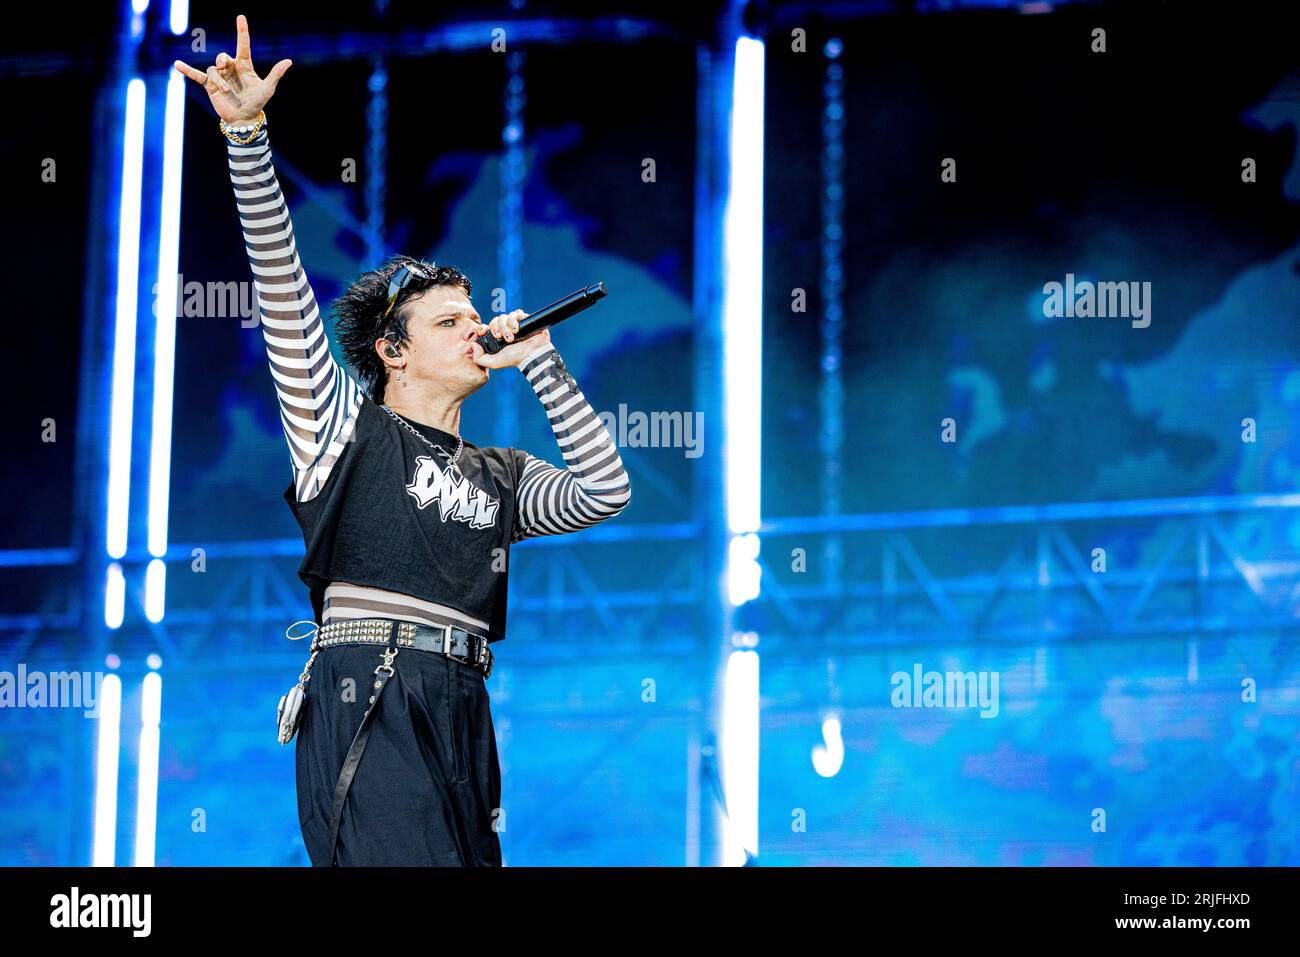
[{"x1": 385, "y1": 285, "x2": 491, "y2": 396}]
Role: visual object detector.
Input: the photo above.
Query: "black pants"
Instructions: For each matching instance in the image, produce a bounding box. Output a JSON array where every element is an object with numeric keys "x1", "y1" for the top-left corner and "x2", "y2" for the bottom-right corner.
[{"x1": 295, "y1": 642, "x2": 502, "y2": 866}]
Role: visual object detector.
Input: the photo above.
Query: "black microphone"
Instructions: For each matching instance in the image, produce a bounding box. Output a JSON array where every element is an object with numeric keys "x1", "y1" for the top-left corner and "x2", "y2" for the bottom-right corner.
[{"x1": 476, "y1": 282, "x2": 608, "y2": 355}]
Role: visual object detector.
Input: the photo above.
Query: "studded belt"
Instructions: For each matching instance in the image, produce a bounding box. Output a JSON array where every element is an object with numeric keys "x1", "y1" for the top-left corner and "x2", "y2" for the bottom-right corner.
[{"x1": 315, "y1": 617, "x2": 493, "y2": 678}]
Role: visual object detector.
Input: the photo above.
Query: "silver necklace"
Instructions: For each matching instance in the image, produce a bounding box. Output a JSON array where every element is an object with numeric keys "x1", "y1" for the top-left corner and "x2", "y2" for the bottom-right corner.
[{"x1": 381, "y1": 404, "x2": 464, "y2": 466}]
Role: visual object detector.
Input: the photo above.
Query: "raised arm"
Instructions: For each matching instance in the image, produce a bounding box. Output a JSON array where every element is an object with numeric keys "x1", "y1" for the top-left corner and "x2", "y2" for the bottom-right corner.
[
  {"x1": 226, "y1": 125, "x2": 364, "y2": 501},
  {"x1": 510, "y1": 342, "x2": 632, "y2": 542},
  {"x1": 177, "y1": 16, "x2": 363, "y2": 503}
]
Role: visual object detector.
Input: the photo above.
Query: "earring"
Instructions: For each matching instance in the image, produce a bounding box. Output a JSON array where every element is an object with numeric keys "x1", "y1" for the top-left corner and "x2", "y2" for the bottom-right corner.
[{"x1": 396, "y1": 368, "x2": 403, "y2": 381}]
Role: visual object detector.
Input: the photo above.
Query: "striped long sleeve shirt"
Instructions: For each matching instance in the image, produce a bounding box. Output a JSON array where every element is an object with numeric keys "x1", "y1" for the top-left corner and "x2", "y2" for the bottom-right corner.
[{"x1": 226, "y1": 121, "x2": 630, "y2": 636}]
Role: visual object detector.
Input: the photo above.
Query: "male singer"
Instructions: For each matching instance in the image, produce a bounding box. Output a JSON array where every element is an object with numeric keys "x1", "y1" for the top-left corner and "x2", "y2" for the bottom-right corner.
[{"x1": 176, "y1": 15, "x2": 631, "y2": 866}]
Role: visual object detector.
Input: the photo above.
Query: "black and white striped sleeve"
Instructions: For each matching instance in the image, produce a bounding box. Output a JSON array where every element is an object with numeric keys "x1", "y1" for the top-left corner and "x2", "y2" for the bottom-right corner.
[
  {"x1": 511, "y1": 344, "x2": 632, "y2": 543},
  {"x1": 227, "y1": 123, "x2": 364, "y2": 503}
]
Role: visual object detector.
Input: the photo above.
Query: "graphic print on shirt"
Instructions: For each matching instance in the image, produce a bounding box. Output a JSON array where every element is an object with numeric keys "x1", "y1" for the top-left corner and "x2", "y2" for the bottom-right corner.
[{"x1": 406, "y1": 455, "x2": 500, "y2": 529}]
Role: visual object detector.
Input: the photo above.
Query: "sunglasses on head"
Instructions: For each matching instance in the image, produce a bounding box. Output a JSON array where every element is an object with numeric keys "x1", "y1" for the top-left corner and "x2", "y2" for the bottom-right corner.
[{"x1": 382, "y1": 261, "x2": 436, "y2": 321}]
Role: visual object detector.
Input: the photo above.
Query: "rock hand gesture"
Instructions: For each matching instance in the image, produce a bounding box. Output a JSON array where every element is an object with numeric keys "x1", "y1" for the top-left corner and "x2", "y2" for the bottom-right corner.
[{"x1": 174, "y1": 14, "x2": 291, "y2": 125}]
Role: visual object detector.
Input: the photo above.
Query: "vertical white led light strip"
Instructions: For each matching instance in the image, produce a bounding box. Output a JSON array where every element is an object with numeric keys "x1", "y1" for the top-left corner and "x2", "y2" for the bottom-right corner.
[
  {"x1": 92, "y1": 674, "x2": 123, "y2": 866},
  {"x1": 723, "y1": 36, "x2": 764, "y2": 536},
  {"x1": 107, "y1": 78, "x2": 147, "y2": 562},
  {"x1": 723, "y1": 645, "x2": 760, "y2": 864},
  {"x1": 146, "y1": 69, "x2": 187, "y2": 621},
  {"x1": 135, "y1": 670, "x2": 162, "y2": 866},
  {"x1": 721, "y1": 36, "x2": 765, "y2": 866},
  {"x1": 105, "y1": 563, "x2": 126, "y2": 630},
  {"x1": 169, "y1": 0, "x2": 188, "y2": 35}
]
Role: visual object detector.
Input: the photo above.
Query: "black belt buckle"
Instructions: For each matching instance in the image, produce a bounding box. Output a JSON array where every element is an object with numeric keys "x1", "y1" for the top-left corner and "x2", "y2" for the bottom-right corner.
[{"x1": 446, "y1": 628, "x2": 493, "y2": 679}]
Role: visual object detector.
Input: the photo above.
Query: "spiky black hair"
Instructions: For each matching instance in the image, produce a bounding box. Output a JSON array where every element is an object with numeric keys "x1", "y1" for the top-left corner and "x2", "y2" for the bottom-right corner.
[{"x1": 331, "y1": 254, "x2": 473, "y2": 403}]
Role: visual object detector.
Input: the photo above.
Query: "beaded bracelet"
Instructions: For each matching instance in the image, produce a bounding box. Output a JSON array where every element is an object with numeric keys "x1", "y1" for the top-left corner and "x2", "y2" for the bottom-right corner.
[{"x1": 219, "y1": 109, "x2": 265, "y2": 144}]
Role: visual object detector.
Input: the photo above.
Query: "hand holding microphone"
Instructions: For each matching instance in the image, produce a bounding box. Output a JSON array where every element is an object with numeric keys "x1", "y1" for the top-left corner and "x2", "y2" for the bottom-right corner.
[
  {"x1": 472, "y1": 313, "x2": 550, "y2": 370},
  {"x1": 472, "y1": 282, "x2": 607, "y2": 369}
]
